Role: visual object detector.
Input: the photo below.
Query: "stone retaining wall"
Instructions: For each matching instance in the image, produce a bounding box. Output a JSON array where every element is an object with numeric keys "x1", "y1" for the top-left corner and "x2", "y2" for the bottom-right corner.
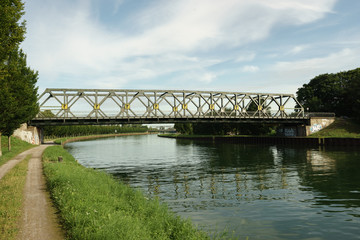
[{"x1": 12, "y1": 123, "x2": 41, "y2": 145}]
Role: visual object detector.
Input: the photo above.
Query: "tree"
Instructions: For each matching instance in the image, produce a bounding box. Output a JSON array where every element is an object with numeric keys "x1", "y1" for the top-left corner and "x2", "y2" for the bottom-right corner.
[
  {"x1": 174, "y1": 123, "x2": 193, "y2": 134},
  {"x1": 0, "y1": 0, "x2": 38, "y2": 155},
  {"x1": 296, "y1": 73, "x2": 347, "y2": 115},
  {"x1": 342, "y1": 68, "x2": 360, "y2": 119},
  {"x1": 2, "y1": 50, "x2": 38, "y2": 151},
  {"x1": 296, "y1": 68, "x2": 360, "y2": 118}
]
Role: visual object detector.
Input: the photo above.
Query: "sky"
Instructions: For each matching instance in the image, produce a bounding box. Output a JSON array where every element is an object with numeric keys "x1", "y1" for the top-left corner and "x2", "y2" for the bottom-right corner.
[{"x1": 22, "y1": 0, "x2": 360, "y2": 95}]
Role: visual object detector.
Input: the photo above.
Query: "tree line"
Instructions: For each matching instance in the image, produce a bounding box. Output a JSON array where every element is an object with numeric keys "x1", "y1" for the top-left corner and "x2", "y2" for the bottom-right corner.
[
  {"x1": 0, "y1": 0, "x2": 38, "y2": 155},
  {"x1": 174, "y1": 122, "x2": 274, "y2": 135},
  {"x1": 43, "y1": 125, "x2": 148, "y2": 138}
]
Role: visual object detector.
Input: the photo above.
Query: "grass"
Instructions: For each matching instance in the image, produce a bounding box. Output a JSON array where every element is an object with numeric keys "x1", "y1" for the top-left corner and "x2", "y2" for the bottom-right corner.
[
  {"x1": 309, "y1": 118, "x2": 360, "y2": 138},
  {"x1": 0, "y1": 136, "x2": 35, "y2": 167},
  {"x1": 42, "y1": 146, "x2": 210, "y2": 240},
  {"x1": 0, "y1": 155, "x2": 30, "y2": 240}
]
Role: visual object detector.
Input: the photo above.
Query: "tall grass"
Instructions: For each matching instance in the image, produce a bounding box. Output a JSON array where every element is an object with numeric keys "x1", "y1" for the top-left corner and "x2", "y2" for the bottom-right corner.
[
  {"x1": 42, "y1": 146, "x2": 210, "y2": 240},
  {"x1": 0, "y1": 136, "x2": 34, "y2": 166},
  {"x1": 0, "y1": 156, "x2": 30, "y2": 240}
]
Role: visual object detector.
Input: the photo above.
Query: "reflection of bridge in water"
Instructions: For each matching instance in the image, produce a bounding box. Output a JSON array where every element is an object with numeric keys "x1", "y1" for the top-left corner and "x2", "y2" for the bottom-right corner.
[{"x1": 30, "y1": 88, "x2": 309, "y2": 126}]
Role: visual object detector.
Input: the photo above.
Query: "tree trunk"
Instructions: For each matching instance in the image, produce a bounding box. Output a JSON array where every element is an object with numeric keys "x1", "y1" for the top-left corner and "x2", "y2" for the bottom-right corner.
[
  {"x1": 0, "y1": 133, "x2": 2, "y2": 157},
  {"x1": 8, "y1": 135, "x2": 11, "y2": 152}
]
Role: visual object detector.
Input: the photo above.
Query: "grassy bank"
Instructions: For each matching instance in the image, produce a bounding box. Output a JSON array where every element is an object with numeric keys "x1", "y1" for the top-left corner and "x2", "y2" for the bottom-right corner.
[
  {"x1": 0, "y1": 156, "x2": 30, "y2": 240},
  {"x1": 0, "y1": 136, "x2": 34, "y2": 166},
  {"x1": 309, "y1": 118, "x2": 360, "y2": 138},
  {"x1": 42, "y1": 146, "x2": 209, "y2": 240}
]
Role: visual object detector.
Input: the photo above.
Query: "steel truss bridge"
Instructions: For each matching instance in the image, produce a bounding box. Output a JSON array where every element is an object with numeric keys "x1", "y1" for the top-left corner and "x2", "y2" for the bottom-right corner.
[{"x1": 29, "y1": 88, "x2": 309, "y2": 126}]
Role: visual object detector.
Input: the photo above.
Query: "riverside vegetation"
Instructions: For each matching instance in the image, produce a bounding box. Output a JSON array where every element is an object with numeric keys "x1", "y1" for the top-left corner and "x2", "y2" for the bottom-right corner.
[
  {"x1": 42, "y1": 146, "x2": 211, "y2": 240},
  {"x1": 0, "y1": 156, "x2": 30, "y2": 239},
  {"x1": 43, "y1": 125, "x2": 148, "y2": 140}
]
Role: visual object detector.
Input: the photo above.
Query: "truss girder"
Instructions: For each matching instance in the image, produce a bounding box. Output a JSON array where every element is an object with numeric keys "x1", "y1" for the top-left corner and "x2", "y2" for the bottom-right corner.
[{"x1": 34, "y1": 88, "x2": 305, "y2": 124}]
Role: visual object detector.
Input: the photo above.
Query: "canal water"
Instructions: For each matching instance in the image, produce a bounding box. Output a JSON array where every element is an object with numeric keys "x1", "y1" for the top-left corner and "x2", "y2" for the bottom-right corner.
[{"x1": 65, "y1": 134, "x2": 360, "y2": 240}]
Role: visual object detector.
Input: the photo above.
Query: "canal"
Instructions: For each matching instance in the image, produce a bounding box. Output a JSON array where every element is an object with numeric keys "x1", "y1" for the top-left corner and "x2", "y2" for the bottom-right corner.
[{"x1": 65, "y1": 134, "x2": 360, "y2": 240}]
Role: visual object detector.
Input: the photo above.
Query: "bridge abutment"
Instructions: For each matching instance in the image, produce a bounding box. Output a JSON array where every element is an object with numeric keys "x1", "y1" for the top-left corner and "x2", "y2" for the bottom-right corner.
[
  {"x1": 277, "y1": 117, "x2": 335, "y2": 137},
  {"x1": 306, "y1": 117, "x2": 335, "y2": 136},
  {"x1": 12, "y1": 123, "x2": 42, "y2": 145}
]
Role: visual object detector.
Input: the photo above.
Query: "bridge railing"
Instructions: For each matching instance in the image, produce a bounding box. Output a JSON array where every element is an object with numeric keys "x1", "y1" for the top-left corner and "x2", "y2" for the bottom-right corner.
[{"x1": 305, "y1": 112, "x2": 336, "y2": 118}]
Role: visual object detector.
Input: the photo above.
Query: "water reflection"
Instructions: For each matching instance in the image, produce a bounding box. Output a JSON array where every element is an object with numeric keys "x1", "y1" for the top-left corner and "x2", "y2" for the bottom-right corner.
[{"x1": 65, "y1": 135, "x2": 360, "y2": 240}]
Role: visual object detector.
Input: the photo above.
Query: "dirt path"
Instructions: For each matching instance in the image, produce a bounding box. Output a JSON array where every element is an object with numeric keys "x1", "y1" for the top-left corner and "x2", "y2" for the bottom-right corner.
[
  {"x1": 17, "y1": 144, "x2": 65, "y2": 240},
  {"x1": 0, "y1": 147, "x2": 38, "y2": 180}
]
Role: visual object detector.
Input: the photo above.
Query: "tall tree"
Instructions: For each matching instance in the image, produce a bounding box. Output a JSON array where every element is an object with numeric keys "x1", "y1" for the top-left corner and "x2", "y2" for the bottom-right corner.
[{"x1": 0, "y1": 0, "x2": 38, "y2": 155}]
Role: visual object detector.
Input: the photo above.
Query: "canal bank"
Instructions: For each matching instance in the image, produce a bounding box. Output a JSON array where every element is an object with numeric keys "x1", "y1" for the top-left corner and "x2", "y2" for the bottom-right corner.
[
  {"x1": 158, "y1": 134, "x2": 360, "y2": 146},
  {"x1": 64, "y1": 134, "x2": 360, "y2": 240},
  {"x1": 41, "y1": 145, "x2": 210, "y2": 240}
]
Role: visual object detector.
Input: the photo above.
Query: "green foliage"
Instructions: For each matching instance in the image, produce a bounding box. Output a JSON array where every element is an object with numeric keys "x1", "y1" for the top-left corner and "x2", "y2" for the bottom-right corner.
[
  {"x1": 43, "y1": 125, "x2": 148, "y2": 138},
  {"x1": 174, "y1": 123, "x2": 193, "y2": 134},
  {"x1": 42, "y1": 146, "x2": 209, "y2": 240},
  {"x1": 0, "y1": 0, "x2": 38, "y2": 156},
  {"x1": 296, "y1": 68, "x2": 360, "y2": 118},
  {"x1": 1, "y1": 49, "x2": 39, "y2": 137},
  {"x1": 0, "y1": 155, "x2": 30, "y2": 240},
  {"x1": 0, "y1": 135, "x2": 34, "y2": 166},
  {"x1": 41, "y1": 110, "x2": 55, "y2": 117},
  {"x1": 174, "y1": 122, "x2": 273, "y2": 136},
  {"x1": 0, "y1": 0, "x2": 26, "y2": 63}
]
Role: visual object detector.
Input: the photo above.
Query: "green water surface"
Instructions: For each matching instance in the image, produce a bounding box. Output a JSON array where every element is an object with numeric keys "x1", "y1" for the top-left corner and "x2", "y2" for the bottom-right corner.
[{"x1": 65, "y1": 135, "x2": 360, "y2": 240}]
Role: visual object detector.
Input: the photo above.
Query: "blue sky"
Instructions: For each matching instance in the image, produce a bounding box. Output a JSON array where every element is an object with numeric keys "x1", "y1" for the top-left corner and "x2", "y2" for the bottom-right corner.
[{"x1": 22, "y1": 0, "x2": 360, "y2": 95}]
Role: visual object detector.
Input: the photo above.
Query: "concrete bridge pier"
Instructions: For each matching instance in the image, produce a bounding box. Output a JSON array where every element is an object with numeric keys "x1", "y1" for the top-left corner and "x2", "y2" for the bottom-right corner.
[{"x1": 39, "y1": 127, "x2": 45, "y2": 144}]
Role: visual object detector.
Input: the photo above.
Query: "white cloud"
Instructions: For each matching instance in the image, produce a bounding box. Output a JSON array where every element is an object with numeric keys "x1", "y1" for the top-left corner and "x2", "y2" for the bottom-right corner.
[
  {"x1": 242, "y1": 65, "x2": 260, "y2": 73},
  {"x1": 264, "y1": 47, "x2": 360, "y2": 92},
  {"x1": 200, "y1": 73, "x2": 217, "y2": 83},
  {"x1": 274, "y1": 48, "x2": 359, "y2": 72},
  {"x1": 287, "y1": 45, "x2": 309, "y2": 55},
  {"x1": 22, "y1": 0, "x2": 339, "y2": 90},
  {"x1": 235, "y1": 53, "x2": 256, "y2": 62}
]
